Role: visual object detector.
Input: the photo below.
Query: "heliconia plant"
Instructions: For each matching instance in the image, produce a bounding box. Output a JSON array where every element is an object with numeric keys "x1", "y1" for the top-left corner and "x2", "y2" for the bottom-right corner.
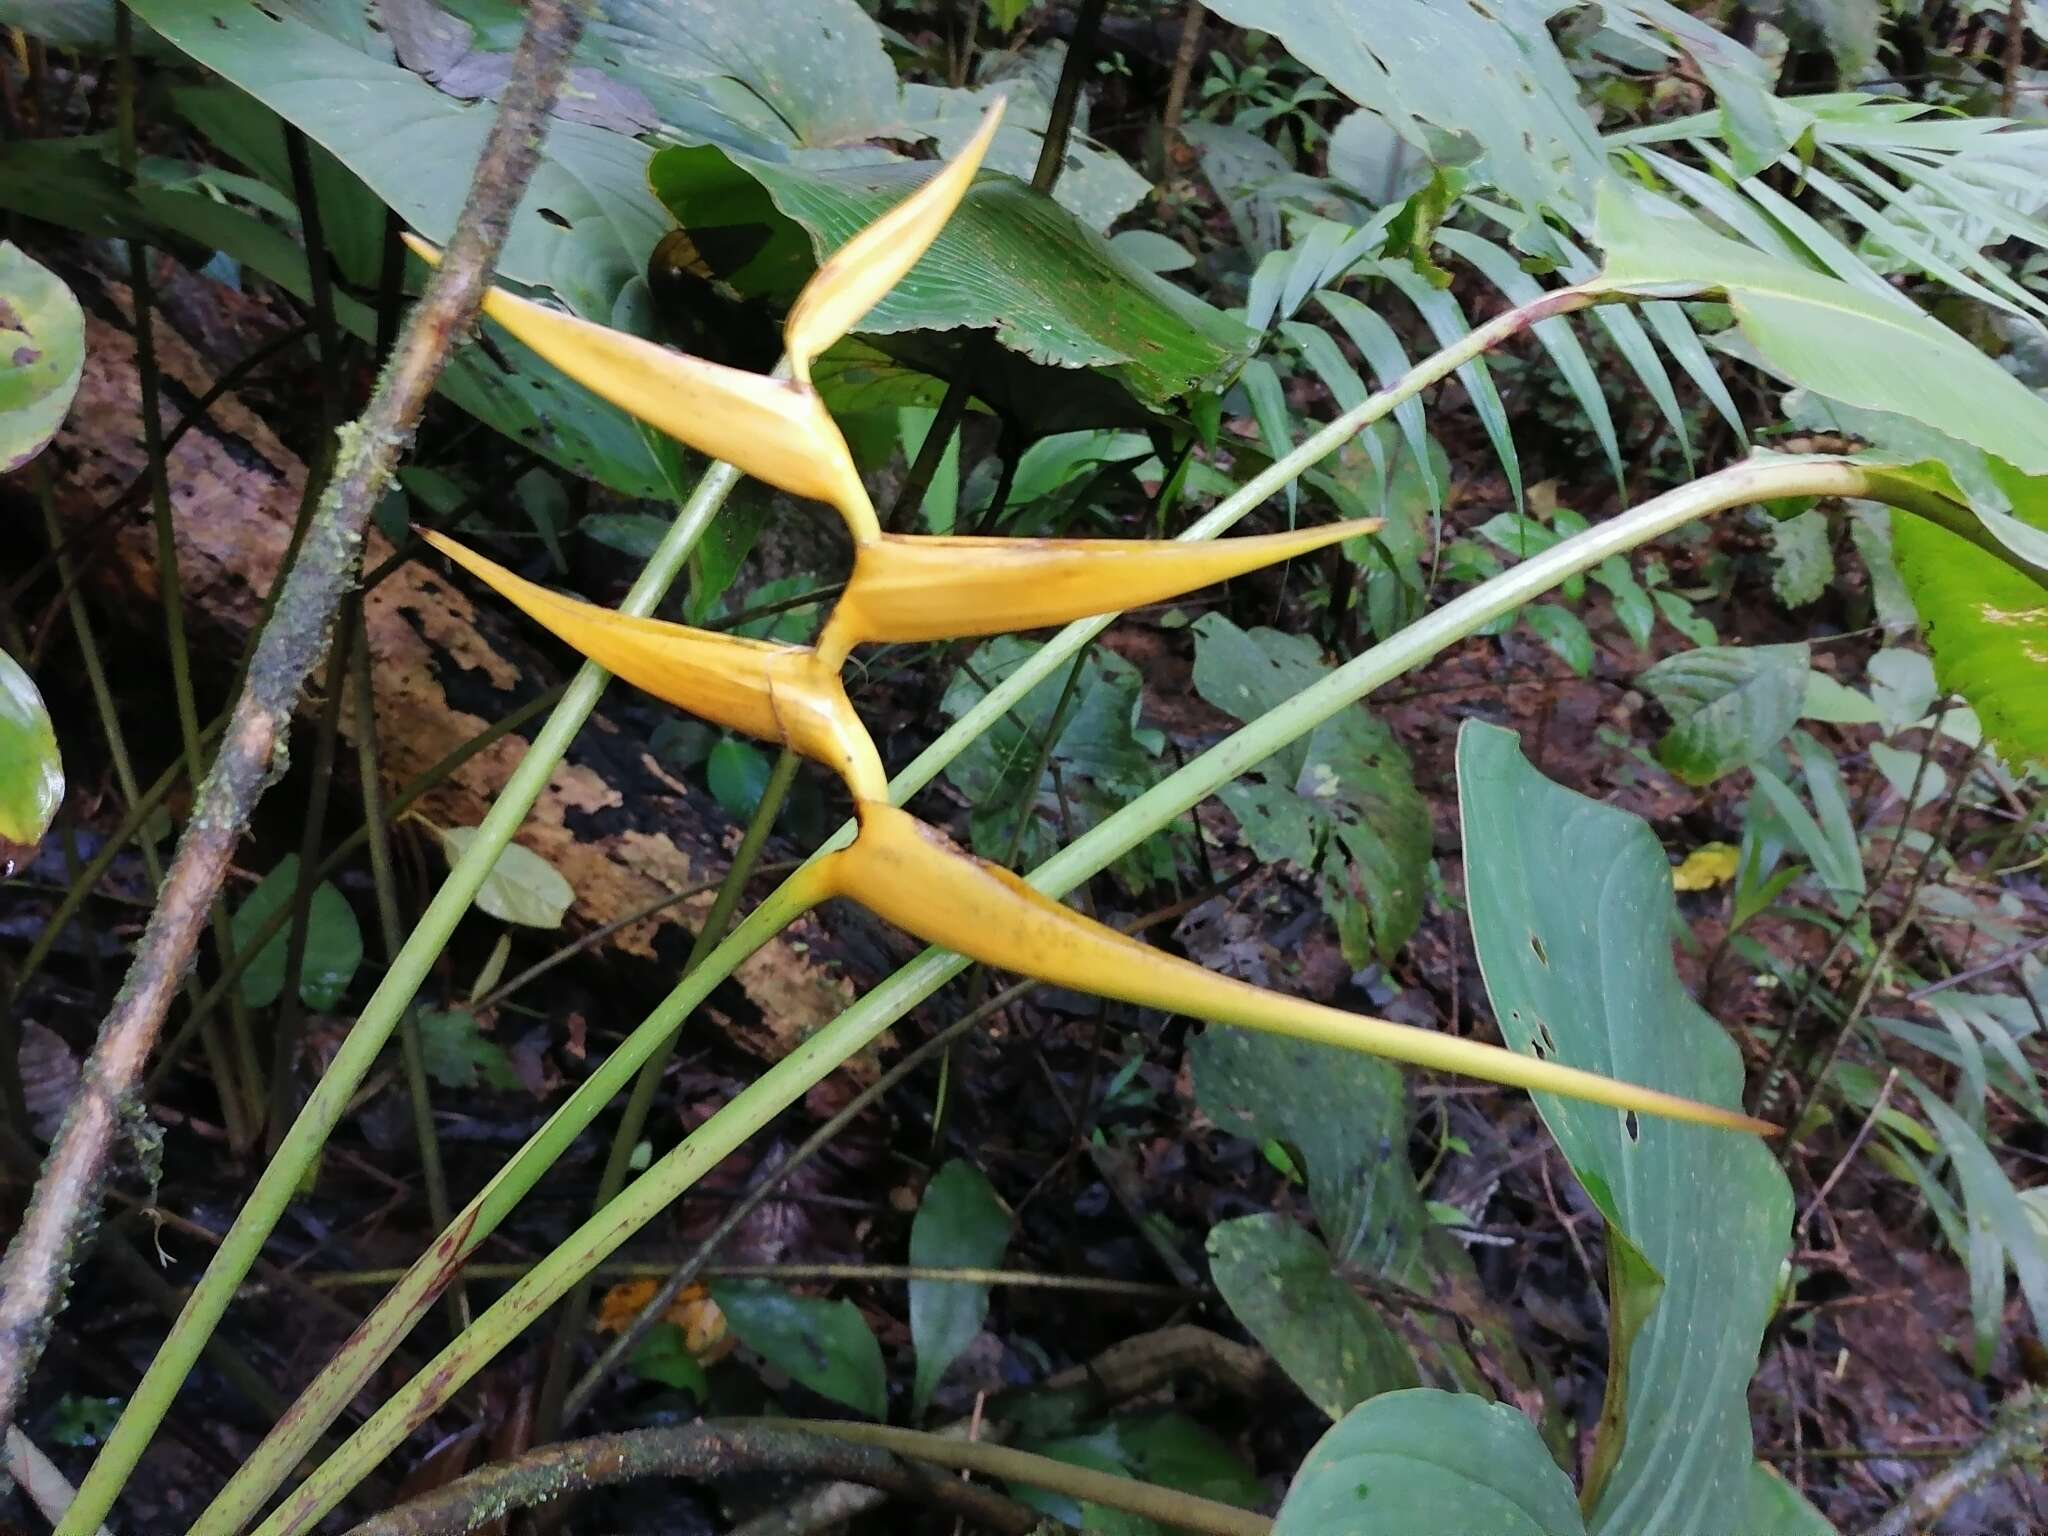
[{"x1": 410, "y1": 107, "x2": 1761, "y2": 1139}]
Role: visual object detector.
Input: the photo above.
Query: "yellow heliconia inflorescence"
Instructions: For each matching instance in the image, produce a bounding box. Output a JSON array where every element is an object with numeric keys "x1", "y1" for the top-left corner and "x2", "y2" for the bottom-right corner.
[{"x1": 415, "y1": 103, "x2": 1770, "y2": 1136}]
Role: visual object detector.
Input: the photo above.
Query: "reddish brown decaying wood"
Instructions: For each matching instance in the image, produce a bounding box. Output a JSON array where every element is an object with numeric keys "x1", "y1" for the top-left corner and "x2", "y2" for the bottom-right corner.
[{"x1": 32, "y1": 303, "x2": 857, "y2": 1058}]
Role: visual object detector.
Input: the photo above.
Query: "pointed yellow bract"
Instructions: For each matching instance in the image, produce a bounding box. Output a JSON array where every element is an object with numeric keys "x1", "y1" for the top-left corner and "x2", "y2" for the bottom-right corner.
[
  {"x1": 421, "y1": 532, "x2": 886, "y2": 800},
  {"x1": 402, "y1": 233, "x2": 879, "y2": 541},
  {"x1": 826, "y1": 804, "x2": 1774, "y2": 1136},
  {"x1": 819, "y1": 518, "x2": 1383, "y2": 660},
  {"x1": 783, "y1": 101, "x2": 1006, "y2": 384}
]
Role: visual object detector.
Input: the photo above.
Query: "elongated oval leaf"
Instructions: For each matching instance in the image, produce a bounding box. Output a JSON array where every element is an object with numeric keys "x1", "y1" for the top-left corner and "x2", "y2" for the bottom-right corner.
[
  {"x1": 1638, "y1": 643, "x2": 1810, "y2": 785},
  {"x1": 1207, "y1": 1214, "x2": 1418, "y2": 1419},
  {"x1": 709, "y1": 1279, "x2": 887, "y2": 1419},
  {"x1": 908, "y1": 1160, "x2": 1010, "y2": 1416},
  {"x1": 434, "y1": 828, "x2": 574, "y2": 929},
  {"x1": 230, "y1": 855, "x2": 365, "y2": 1011},
  {"x1": 1457, "y1": 723, "x2": 1792, "y2": 1536},
  {"x1": 0, "y1": 647, "x2": 63, "y2": 853},
  {"x1": 1273, "y1": 1388, "x2": 1585, "y2": 1536},
  {"x1": 0, "y1": 241, "x2": 84, "y2": 473}
]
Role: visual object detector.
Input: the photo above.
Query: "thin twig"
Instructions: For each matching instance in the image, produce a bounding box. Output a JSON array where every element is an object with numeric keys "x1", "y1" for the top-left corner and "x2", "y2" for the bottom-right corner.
[
  {"x1": 0, "y1": 0, "x2": 588, "y2": 1439},
  {"x1": 340, "y1": 1422, "x2": 1053, "y2": 1536},
  {"x1": 1864, "y1": 1388, "x2": 2048, "y2": 1536}
]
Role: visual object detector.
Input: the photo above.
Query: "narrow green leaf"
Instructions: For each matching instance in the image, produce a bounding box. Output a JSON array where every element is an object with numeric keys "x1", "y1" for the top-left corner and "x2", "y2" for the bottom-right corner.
[
  {"x1": 909, "y1": 1161, "x2": 1010, "y2": 1416},
  {"x1": 1595, "y1": 186, "x2": 2048, "y2": 476},
  {"x1": 1914, "y1": 1087, "x2": 2048, "y2": 1373}
]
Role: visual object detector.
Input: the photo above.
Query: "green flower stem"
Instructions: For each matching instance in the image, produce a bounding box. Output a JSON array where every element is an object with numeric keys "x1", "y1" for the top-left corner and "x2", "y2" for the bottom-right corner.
[
  {"x1": 213, "y1": 284, "x2": 1603, "y2": 1534},
  {"x1": 206, "y1": 869, "x2": 828, "y2": 1536},
  {"x1": 261, "y1": 453, "x2": 1873, "y2": 1536},
  {"x1": 531, "y1": 745, "x2": 803, "y2": 1442},
  {"x1": 58, "y1": 453, "x2": 742, "y2": 1536}
]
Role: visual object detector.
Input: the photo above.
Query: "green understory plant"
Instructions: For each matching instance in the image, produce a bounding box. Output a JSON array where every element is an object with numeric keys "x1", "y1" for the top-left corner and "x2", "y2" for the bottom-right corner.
[{"x1": 8, "y1": 4, "x2": 2048, "y2": 1533}]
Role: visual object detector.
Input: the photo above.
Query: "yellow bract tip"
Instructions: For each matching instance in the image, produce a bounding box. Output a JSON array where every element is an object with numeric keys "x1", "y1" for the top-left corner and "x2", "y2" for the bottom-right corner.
[
  {"x1": 822, "y1": 803, "x2": 1771, "y2": 1136},
  {"x1": 782, "y1": 99, "x2": 1007, "y2": 385},
  {"x1": 820, "y1": 518, "x2": 1383, "y2": 661},
  {"x1": 420, "y1": 531, "x2": 886, "y2": 800}
]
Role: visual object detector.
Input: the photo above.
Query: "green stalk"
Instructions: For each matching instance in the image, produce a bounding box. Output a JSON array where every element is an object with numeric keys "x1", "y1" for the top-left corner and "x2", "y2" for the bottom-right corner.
[
  {"x1": 348, "y1": 613, "x2": 462, "y2": 1330},
  {"x1": 254, "y1": 456, "x2": 1874, "y2": 1536},
  {"x1": 56, "y1": 457, "x2": 745, "y2": 1536},
  {"x1": 531, "y1": 745, "x2": 803, "y2": 1441},
  {"x1": 194, "y1": 285, "x2": 1601, "y2": 1534}
]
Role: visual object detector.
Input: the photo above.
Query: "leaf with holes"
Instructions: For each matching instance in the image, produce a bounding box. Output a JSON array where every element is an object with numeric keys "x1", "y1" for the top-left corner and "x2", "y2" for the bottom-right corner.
[
  {"x1": 1192, "y1": 615, "x2": 1430, "y2": 967},
  {"x1": 0, "y1": 241, "x2": 84, "y2": 473},
  {"x1": 1639, "y1": 644, "x2": 1810, "y2": 785},
  {"x1": 1272, "y1": 1388, "x2": 1586, "y2": 1536},
  {"x1": 1458, "y1": 723, "x2": 1792, "y2": 1536}
]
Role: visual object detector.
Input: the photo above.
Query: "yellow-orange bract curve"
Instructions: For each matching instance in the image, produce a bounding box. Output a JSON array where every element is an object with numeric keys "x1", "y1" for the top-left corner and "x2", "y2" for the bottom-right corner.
[
  {"x1": 816, "y1": 519, "x2": 1383, "y2": 663},
  {"x1": 825, "y1": 804, "x2": 1774, "y2": 1136},
  {"x1": 782, "y1": 101, "x2": 1006, "y2": 384},
  {"x1": 420, "y1": 531, "x2": 886, "y2": 800}
]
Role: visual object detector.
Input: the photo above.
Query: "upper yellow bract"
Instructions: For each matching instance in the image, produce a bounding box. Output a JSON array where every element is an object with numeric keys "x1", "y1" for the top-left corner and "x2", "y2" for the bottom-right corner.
[{"x1": 783, "y1": 101, "x2": 1007, "y2": 385}]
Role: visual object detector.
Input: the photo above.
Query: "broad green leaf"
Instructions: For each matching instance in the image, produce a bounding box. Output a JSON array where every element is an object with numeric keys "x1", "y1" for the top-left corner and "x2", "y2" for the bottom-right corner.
[
  {"x1": 435, "y1": 828, "x2": 574, "y2": 928},
  {"x1": 1593, "y1": 187, "x2": 2048, "y2": 477},
  {"x1": 1742, "y1": 1461, "x2": 1838, "y2": 1535},
  {"x1": 1015, "y1": 1414, "x2": 1264, "y2": 1536},
  {"x1": 0, "y1": 133, "x2": 671, "y2": 496},
  {"x1": 0, "y1": 241, "x2": 84, "y2": 473},
  {"x1": 127, "y1": 0, "x2": 665, "y2": 318},
  {"x1": 1523, "y1": 603, "x2": 1594, "y2": 678},
  {"x1": 940, "y1": 637, "x2": 1175, "y2": 892},
  {"x1": 229, "y1": 855, "x2": 364, "y2": 1011},
  {"x1": 1913, "y1": 1087, "x2": 2048, "y2": 1373},
  {"x1": 579, "y1": 512, "x2": 671, "y2": 561},
  {"x1": 1191, "y1": 1032, "x2": 1433, "y2": 1283},
  {"x1": 0, "y1": 648, "x2": 62, "y2": 852},
  {"x1": 909, "y1": 1160, "x2": 1011, "y2": 1415},
  {"x1": 705, "y1": 738, "x2": 773, "y2": 820},
  {"x1": 709, "y1": 1279, "x2": 887, "y2": 1419},
  {"x1": 1192, "y1": 615, "x2": 1429, "y2": 966},
  {"x1": 1207, "y1": 1214, "x2": 1418, "y2": 1419},
  {"x1": 1867, "y1": 648, "x2": 1937, "y2": 735},
  {"x1": 1639, "y1": 643, "x2": 1810, "y2": 785},
  {"x1": 1458, "y1": 723, "x2": 1792, "y2": 1536},
  {"x1": 1892, "y1": 509, "x2": 2048, "y2": 768},
  {"x1": 1200, "y1": 0, "x2": 1608, "y2": 251},
  {"x1": 1272, "y1": 1389, "x2": 1585, "y2": 1536},
  {"x1": 416, "y1": 1008, "x2": 521, "y2": 1092},
  {"x1": 649, "y1": 148, "x2": 1257, "y2": 413},
  {"x1": 1800, "y1": 671, "x2": 1880, "y2": 726}
]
